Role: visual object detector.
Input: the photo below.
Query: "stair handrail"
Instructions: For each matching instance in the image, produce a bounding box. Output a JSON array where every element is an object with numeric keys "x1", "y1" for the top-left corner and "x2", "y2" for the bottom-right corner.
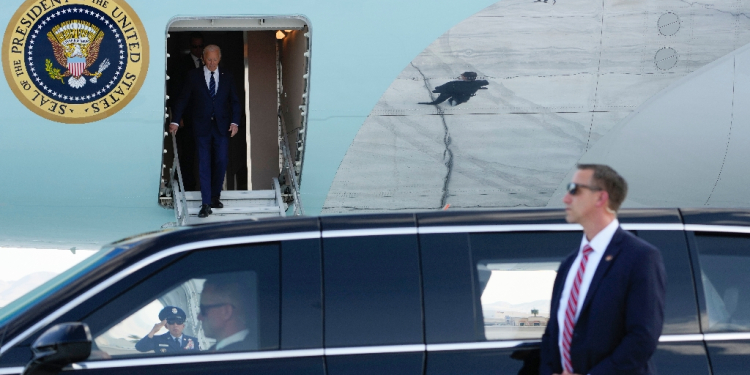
[
  {"x1": 272, "y1": 177, "x2": 286, "y2": 217},
  {"x1": 170, "y1": 133, "x2": 189, "y2": 226},
  {"x1": 278, "y1": 110, "x2": 304, "y2": 216}
]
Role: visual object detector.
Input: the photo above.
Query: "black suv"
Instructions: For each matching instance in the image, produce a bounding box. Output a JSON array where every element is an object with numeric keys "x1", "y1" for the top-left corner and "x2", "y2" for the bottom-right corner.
[{"x1": 0, "y1": 209, "x2": 747, "y2": 375}]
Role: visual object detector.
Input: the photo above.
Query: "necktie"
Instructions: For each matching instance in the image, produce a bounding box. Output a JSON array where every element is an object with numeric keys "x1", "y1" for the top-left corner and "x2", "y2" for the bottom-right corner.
[
  {"x1": 561, "y1": 244, "x2": 594, "y2": 373},
  {"x1": 209, "y1": 71, "x2": 216, "y2": 100},
  {"x1": 175, "y1": 337, "x2": 181, "y2": 347}
]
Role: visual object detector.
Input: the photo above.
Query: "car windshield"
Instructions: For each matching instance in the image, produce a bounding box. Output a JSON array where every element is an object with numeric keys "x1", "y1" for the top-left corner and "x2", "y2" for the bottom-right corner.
[{"x1": 0, "y1": 245, "x2": 127, "y2": 329}]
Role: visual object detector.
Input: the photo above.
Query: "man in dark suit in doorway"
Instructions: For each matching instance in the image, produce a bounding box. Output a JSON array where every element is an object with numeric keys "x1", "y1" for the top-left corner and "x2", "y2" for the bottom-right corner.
[
  {"x1": 540, "y1": 164, "x2": 666, "y2": 375},
  {"x1": 169, "y1": 32, "x2": 205, "y2": 191},
  {"x1": 170, "y1": 44, "x2": 241, "y2": 218}
]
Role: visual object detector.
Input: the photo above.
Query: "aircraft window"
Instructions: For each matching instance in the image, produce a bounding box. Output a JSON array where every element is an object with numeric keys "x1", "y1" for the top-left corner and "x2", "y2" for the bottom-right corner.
[
  {"x1": 469, "y1": 232, "x2": 581, "y2": 341},
  {"x1": 694, "y1": 233, "x2": 750, "y2": 332},
  {"x1": 82, "y1": 244, "x2": 280, "y2": 360}
]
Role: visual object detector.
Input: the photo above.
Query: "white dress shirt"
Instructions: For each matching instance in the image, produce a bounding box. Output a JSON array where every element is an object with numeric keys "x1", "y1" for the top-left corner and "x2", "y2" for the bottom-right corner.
[
  {"x1": 215, "y1": 329, "x2": 249, "y2": 351},
  {"x1": 557, "y1": 218, "x2": 619, "y2": 365}
]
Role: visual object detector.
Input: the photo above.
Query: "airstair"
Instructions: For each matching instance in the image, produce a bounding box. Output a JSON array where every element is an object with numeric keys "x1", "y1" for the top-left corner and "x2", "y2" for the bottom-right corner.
[
  {"x1": 182, "y1": 185, "x2": 286, "y2": 224},
  {"x1": 166, "y1": 132, "x2": 303, "y2": 226}
]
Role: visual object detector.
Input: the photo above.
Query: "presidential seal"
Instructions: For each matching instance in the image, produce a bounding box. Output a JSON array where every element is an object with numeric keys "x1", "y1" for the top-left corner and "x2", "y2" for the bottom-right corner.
[{"x1": 3, "y1": 0, "x2": 149, "y2": 123}]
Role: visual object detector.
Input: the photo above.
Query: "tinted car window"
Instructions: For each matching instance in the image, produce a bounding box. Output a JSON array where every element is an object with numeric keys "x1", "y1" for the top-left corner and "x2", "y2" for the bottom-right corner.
[
  {"x1": 82, "y1": 244, "x2": 280, "y2": 359},
  {"x1": 470, "y1": 231, "x2": 581, "y2": 341},
  {"x1": 323, "y1": 234, "x2": 422, "y2": 347},
  {"x1": 694, "y1": 233, "x2": 750, "y2": 332},
  {"x1": 280, "y1": 239, "x2": 323, "y2": 350},
  {"x1": 421, "y1": 233, "x2": 476, "y2": 344},
  {"x1": 635, "y1": 230, "x2": 700, "y2": 334}
]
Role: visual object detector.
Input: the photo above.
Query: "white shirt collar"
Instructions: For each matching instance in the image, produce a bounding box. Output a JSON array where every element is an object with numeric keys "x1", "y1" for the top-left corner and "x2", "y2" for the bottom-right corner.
[
  {"x1": 169, "y1": 334, "x2": 183, "y2": 341},
  {"x1": 580, "y1": 218, "x2": 619, "y2": 254},
  {"x1": 215, "y1": 329, "x2": 249, "y2": 351}
]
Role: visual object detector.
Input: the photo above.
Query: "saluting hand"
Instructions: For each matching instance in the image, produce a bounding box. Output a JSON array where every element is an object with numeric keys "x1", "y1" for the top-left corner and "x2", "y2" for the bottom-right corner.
[{"x1": 148, "y1": 319, "x2": 167, "y2": 338}]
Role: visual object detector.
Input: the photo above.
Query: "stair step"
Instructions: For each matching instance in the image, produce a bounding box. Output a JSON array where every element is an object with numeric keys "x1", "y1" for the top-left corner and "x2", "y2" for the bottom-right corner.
[
  {"x1": 184, "y1": 190, "x2": 276, "y2": 201},
  {"x1": 185, "y1": 199, "x2": 277, "y2": 209},
  {"x1": 187, "y1": 206, "x2": 283, "y2": 215},
  {"x1": 186, "y1": 212, "x2": 282, "y2": 225}
]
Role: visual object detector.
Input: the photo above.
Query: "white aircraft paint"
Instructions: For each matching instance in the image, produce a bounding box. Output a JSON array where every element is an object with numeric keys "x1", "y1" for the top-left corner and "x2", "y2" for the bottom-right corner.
[{"x1": 324, "y1": 0, "x2": 750, "y2": 212}]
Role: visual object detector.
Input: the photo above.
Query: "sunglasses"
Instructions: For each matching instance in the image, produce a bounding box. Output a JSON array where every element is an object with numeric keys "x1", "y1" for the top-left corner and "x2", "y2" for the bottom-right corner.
[
  {"x1": 166, "y1": 319, "x2": 184, "y2": 325},
  {"x1": 566, "y1": 182, "x2": 602, "y2": 195},
  {"x1": 199, "y1": 303, "x2": 232, "y2": 316}
]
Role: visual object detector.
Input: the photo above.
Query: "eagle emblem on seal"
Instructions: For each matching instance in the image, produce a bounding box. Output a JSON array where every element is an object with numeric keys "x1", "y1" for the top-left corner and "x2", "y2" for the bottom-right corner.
[{"x1": 45, "y1": 20, "x2": 111, "y2": 89}]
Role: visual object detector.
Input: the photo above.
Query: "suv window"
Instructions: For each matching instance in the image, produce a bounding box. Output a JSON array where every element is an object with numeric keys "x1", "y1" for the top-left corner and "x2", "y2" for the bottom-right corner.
[
  {"x1": 470, "y1": 231, "x2": 581, "y2": 341},
  {"x1": 323, "y1": 234, "x2": 422, "y2": 347},
  {"x1": 694, "y1": 232, "x2": 750, "y2": 332},
  {"x1": 82, "y1": 244, "x2": 280, "y2": 359}
]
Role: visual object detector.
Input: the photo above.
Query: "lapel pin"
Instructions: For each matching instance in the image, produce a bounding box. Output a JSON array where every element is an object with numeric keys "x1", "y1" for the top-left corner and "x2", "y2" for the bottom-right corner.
[{"x1": 605, "y1": 255, "x2": 613, "y2": 262}]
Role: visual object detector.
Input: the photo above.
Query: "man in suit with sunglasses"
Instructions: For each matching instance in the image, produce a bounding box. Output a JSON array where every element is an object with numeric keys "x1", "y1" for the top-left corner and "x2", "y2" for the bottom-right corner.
[
  {"x1": 198, "y1": 273, "x2": 257, "y2": 351},
  {"x1": 135, "y1": 306, "x2": 200, "y2": 353},
  {"x1": 540, "y1": 164, "x2": 666, "y2": 375},
  {"x1": 167, "y1": 32, "x2": 205, "y2": 192}
]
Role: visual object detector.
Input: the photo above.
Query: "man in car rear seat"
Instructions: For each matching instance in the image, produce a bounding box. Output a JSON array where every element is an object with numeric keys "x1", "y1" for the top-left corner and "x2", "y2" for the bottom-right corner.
[
  {"x1": 198, "y1": 273, "x2": 257, "y2": 351},
  {"x1": 540, "y1": 164, "x2": 666, "y2": 375}
]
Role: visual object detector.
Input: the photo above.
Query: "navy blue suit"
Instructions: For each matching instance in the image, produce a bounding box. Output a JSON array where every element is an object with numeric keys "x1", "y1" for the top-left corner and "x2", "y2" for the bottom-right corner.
[
  {"x1": 172, "y1": 67, "x2": 241, "y2": 205},
  {"x1": 135, "y1": 332, "x2": 200, "y2": 353},
  {"x1": 540, "y1": 227, "x2": 666, "y2": 375}
]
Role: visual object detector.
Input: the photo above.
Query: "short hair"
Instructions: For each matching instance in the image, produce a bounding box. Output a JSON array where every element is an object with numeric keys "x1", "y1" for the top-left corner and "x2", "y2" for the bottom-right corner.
[
  {"x1": 577, "y1": 164, "x2": 628, "y2": 212},
  {"x1": 189, "y1": 32, "x2": 204, "y2": 41},
  {"x1": 203, "y1": 272, "x2": 252, "y2": 327},
  {"x1": 203, "y1": 44, "x2": 221, "y2": 59},
  {"x1": 462, "y1": 71, "x2": 478, "y2": 81}
]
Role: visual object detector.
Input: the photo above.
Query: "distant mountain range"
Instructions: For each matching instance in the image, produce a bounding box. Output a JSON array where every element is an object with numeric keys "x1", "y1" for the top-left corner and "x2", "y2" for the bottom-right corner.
[
  {"x1": 482, "y1": 299, "x2": 551, "y2": 317},
  {"x1": 0, "y1": 272, "x2": 56, "y2": 307}
]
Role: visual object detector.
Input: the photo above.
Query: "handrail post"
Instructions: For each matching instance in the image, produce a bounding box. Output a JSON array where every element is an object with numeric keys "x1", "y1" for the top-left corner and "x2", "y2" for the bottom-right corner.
[
  {"x1": 171, "y1": 134, "x2": 188, "y2": 226},
  {"x1": 278, "y1": 110, "x2": 304, "y2": 215},
  {"x1": 273, "y1": 177, "x2": 285, "y2": 217}
]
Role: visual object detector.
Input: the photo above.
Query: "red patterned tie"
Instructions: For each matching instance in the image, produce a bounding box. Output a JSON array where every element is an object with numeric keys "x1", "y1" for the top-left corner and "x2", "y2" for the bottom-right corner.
[{"x1": 562, "y1": 244, "x2": 594, "y2": 373}]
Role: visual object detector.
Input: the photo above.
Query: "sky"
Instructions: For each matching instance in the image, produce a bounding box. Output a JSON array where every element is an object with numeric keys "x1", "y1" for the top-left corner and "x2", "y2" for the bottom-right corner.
[
  {"x1": 0, "y1": 247, "x2": 97, "y2": 281},
  {"x1": 481, "y1": 270, "x2": 558, "y2": 306},
  {"x1": 0, "y1": 247, "x2": 97, "y2": 307}
]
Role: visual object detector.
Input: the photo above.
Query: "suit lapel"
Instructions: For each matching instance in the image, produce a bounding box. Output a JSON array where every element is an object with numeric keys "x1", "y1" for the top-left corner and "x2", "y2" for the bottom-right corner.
[
  {"x1": 578, "y1": 227, "x2": 626, "y2": 316},
  {"x1": 216, "y1": 71, "x2": 228, "y2": 96}
]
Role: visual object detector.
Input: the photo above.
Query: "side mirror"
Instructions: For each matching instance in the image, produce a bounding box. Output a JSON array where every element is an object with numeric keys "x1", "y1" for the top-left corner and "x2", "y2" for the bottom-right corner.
[{"x1": 22, "y1": 322, "x2": 92, "y2": 375}]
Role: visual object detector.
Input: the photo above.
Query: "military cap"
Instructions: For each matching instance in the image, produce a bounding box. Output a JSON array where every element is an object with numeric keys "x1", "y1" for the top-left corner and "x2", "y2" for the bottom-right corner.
[{"x1": 158, "y1": 306, "x2": 187, "y2": 323}]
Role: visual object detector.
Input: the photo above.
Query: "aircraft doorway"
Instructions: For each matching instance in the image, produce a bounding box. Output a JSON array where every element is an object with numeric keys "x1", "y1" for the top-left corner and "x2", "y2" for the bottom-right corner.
[{"x1": 159, "y1": 17, "x2": 310, "y2": 224}]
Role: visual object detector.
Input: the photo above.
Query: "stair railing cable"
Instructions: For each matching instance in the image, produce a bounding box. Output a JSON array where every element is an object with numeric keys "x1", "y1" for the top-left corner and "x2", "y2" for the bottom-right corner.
[
  {"x1": 170, "y1": 134, "x2": 189, "y2": 226},
  {"x1": 278, "y1": 110, "x2": 304, "y2": 216}
]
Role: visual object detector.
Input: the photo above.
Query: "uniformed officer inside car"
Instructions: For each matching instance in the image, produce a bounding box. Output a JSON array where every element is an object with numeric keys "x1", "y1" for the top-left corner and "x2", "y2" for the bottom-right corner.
[{"x1": 135, "y1": 306, "x2": 200, "y2": 353}]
